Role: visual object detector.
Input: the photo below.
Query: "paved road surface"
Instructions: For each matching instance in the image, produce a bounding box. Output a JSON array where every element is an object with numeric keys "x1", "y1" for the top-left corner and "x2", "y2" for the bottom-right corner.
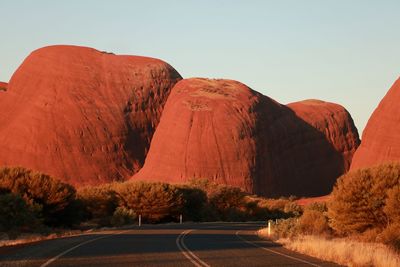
[{"x1": 0, "y1": 222, "x2": 341, "y2": 267}]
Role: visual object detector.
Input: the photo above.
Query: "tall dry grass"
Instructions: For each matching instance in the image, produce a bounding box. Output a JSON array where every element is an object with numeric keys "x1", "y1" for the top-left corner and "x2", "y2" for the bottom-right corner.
[{"x1": 277, "y1": 235, "x2": 400, "y2": 267}]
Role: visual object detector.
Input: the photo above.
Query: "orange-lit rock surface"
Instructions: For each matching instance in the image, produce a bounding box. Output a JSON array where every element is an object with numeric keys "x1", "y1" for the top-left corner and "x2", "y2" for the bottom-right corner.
[
  {"x1": 0, "y1": 82, "x2": 7, "y2": 91},
  {"x1": 133, "y1": 78, "x2": 360, "y2": 197},
  {"x1": 351, "y1": 78, "x2": 400, "y2": 170},
  {"x1": 288, "y1": 100, "x2": 360, "y2": 172},
  {"x1": 0, "y1": 45, "x2": 181, "y2": 186}
]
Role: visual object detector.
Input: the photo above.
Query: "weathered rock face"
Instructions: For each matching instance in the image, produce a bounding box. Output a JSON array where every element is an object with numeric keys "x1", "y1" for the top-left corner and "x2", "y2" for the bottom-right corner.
[
  {"x1": 133, "y1": 78, "x2": 360, "y2": 197},
  {"x1": 288, "y1": 100, "x2": 360, "y2": 172},
  {"x1": 0, "y1": 82, "x2": 6, "y2": 91},
  {"x1": 134, "y1": 78, "x2": 277, "y2": 191},
  {"x1": 0, "y1": 45, "x2": 181, "y2": 186},
  {"x1": 275, "y1": 100, "x2": 360, "y2": 196},
  {"x1": 351, "y1": 78, "x2": 400, "y2": 170}
]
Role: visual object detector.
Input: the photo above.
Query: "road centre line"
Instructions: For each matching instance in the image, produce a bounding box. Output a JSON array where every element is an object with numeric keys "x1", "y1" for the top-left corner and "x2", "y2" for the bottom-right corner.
[{"x1": 176, "y1": 229, "x2": 210, "y2": 267}]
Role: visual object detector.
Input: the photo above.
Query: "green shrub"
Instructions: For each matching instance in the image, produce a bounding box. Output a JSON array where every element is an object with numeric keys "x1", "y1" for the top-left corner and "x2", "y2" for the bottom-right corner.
[
  {"x1": 110, "y1": 207, "x2": 137, "y2": 226},
  {"x1": 78, "y1": 184, "x2": 118, "y2": 225},
  {"x1": 187, "y1": 178, "x2": 224, "y2": 198},
  {"x1": 208, "y1": 186, "x2": 246, "y2": 221},
  {"x1": 257, "y1": 197, "x2": 298, "y2": 219},
  {"x1": 0, "y1": 167, "x2": 80, "y2": 226},
  {"x1": 114, "y1": 181, "x2": 184, "y2": 223},
  {"x1": 378, "y1": 223, "x2": 400, "y2": 252},
  {"x1": 272, "y1": 218, "x2": 299, "y2": 239},
  {"x1": 0, "y1": 193, "x2": 38, "y2": 232},
  {"x1": 242, "y1": 197, "x2": 271, "y2": 220},
  {"x1": 298, "y1": 203, "x2": 330, "y2": 236},
  {"x1": 328, "y1": 163, "x2": 400, "y2": 235},
  {"x1": 384, "y1": 185, "x2": 400, "y2": 224},
  {"x1": 178, "y1": 186, "x2": 207, "y2": 222}
]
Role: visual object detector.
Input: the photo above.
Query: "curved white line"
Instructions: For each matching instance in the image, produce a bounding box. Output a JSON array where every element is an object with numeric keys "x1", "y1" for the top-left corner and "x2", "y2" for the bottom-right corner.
[
  {"x1": 40, "y1": 230, "x2": 129, "y2": 267},
  {"x1": 176, "y1": 229, "x2": 210, "y2": 267},
  {"x1": 235, "y1": 230, "x2": 321, "y2": 267}
]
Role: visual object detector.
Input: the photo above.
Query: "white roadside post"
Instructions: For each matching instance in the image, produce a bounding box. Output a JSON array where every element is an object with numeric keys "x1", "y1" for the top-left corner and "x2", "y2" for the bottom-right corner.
[
  {"x1": 139, "y1": 214, "x2": 142, "y2": 227},
  {"x1": 268, "y1": 221, "x2": 271, "y2": 236},
  {"x1": 180, "y1": 214, "x2": 183, "y2": 224}
]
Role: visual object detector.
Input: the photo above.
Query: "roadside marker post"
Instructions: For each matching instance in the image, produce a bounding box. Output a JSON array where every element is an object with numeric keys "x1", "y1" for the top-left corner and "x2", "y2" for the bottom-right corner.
[
  {"x1": 139, "y1": 214, "x2": 141, "y2": 227},
  {"x1": 268, "y1": 221, "x2": 271, "y2": 236},
  {"x1": 180, "y1": 214, "x2": 183, "y2": 224}
]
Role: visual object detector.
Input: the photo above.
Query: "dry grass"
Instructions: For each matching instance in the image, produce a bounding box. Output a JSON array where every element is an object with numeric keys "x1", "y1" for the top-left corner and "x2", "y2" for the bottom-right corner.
[
  {"x1": 276, "y1": 235, "x2": 400, "y2": 267},
  {"x1": 0, "y1": 230, "x2": 86, "y2": 247}
]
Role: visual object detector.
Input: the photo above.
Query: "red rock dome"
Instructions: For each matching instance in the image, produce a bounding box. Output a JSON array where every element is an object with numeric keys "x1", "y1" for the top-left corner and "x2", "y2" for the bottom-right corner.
[
  {"x1": 288, "y1": 99, "x2": 360, "y2": 171},
  {"x1": 133, "y1": 78, "x2": 360, "y2": 197},
  {"x1": 350, "y1": 78, "x2": 400, "y2": 170},
  {"x1": 133, "y1": 78, "x2": 276, "y2": 191},
  {"x1": 0, "y1": 45, "x2": 181, "y2": 186}
]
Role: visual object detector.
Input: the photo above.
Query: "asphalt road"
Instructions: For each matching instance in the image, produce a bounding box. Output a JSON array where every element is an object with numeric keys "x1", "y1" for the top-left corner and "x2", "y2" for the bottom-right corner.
[{"x1": 0, "y1": 222, "x2": 341, "y2": 267}]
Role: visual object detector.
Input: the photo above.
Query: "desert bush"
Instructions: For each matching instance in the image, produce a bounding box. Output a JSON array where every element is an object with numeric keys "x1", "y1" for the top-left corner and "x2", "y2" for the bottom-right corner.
[
  {"x1": 114, "y1": 181, "x2": 184, "y2": 223},
  {"x1": 257, "y1": 197, "x2": 299, "y2": 219},
  {"x1": 271, "y1": 218, "x2": 299, "y2": 238},
  {"x1": 384, "y1": 185, "x2": 400, "y2": 223},
  {"x1": 110, "y1": 207, "x2": 137, "y2": 226},
  {"x1": 177, "y1": 186, "x2": 207, "y2": 221},
  {"x1": 298, "y1": 203, "x2": 331, "y2": 236},
  {"x1": 283, "y1": 201, "x2": 302, "y2": 217},
  {"x1": 77, "y1": 184, "x2": 118, "y2": 225},
  {"x1": 328, "y1": 163, "x2": 400, "y2": 235},
  {"x1": 208, "y1": 186, "x2": 246, "y2": 221},
  {"x1": 0, "y1": 193, "x2": 38, "y2": 232},
  {"x1": 242, "y1": 196, "x2": 271, "y2": 220},
  {"x1": 187, "y1": 178, "x2": 221, "y2": 197},
  {"x1": 0, "y1": 167, "x2": 81, "y2": 226},
  {"x1": 378, "y1": 223, "x2": 400, "y2": 252}
]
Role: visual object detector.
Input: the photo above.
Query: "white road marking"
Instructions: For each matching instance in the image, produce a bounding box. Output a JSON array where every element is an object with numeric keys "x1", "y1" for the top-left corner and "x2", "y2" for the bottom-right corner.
[
  {"x1": 40, "y1": 230, "x2": 129, "y2": 267},
  {"x1": 235, "y1": 230, "x2": 322, "y2": 267},
  {"x1": 176, "y1": 229, "x2": 210, "y2": 267}
]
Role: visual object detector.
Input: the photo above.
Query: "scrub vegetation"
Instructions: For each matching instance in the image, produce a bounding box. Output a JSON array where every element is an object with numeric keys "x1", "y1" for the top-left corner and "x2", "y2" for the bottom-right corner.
[
  {"x1": 0, "y1": 167, "x2": 300, "y2": 242},
  {"x1": 260, "y1": 163, "x2": 400, "y2": 267}
]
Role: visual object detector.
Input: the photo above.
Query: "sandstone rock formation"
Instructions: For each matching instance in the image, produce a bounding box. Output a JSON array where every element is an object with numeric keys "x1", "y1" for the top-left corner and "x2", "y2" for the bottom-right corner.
[
  {"x1": 0, "y1": 45, "x2": 181, "y2": 186},
  {"x1": 133, "y1": 78, "x2": 360, "y2": 197},
  {"x1": 350, "y1": 78, "x2": 400, "y2": 170},
  {"x1": 288, "y1": 100, "x2": 360, "y2": 172},
  {"x1": 134, "y1": 78, "x2": 271, "y2": 191},
  {"x1": 0, "y1": 82, "x2": 6, "y2": 91}
]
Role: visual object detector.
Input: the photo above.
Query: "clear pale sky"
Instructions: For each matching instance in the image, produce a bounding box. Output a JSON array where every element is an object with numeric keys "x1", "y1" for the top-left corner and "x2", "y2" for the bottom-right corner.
[{"x1": 0, "y1": 0, "x2": 399, "y2": 134}]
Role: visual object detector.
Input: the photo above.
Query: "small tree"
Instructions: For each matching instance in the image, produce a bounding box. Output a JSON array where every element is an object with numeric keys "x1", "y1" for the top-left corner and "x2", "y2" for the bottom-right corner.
[
  {"x1": 209, "y1": 186, "x2": 245, "y2": 221},
  {"x1": 110, "y1": 207, "x2": 137, "y2": 226},
  {"x1": 115, "y1": 181, "x2": 184, "y2": 223},
  {"x1": 298, "y1": 203, "x2": 330, "y2": 235},
  {"x1": 78, "y1": 184, "x2": 118, "y2": 224},
  {"x1": 178, "y1": 186, "x2": 207, "y2": 221},
  {"x1": 328, "y1": 163, "x2": 400, "y2": 235},
  {"x1": 0, "y1": 167, "x2": 80, "y2": 226},
  {"x1": 0, "y1": 193, "x2": 37, "y2": 232}
]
